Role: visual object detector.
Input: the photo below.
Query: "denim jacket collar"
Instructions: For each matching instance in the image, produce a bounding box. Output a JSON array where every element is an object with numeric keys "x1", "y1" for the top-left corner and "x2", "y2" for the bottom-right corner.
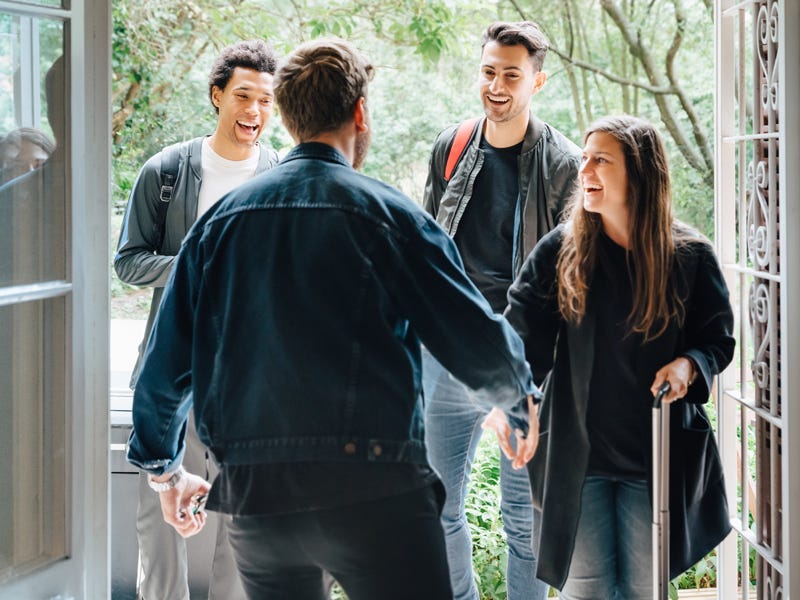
[{"x1": 283, "y1": 142, "x2": 352, "y2": 168}]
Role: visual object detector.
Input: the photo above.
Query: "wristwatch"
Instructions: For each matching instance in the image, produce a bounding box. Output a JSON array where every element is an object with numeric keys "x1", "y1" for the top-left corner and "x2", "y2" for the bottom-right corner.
[{"x1": 147, "y1": 466, "x2": 185, "y2": 492}]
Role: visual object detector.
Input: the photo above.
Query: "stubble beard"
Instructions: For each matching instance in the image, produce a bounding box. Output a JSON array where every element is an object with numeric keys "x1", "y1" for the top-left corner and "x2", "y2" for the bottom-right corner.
[{"x1": 352, "y1": 127, "x2": 371, "y2": 171}]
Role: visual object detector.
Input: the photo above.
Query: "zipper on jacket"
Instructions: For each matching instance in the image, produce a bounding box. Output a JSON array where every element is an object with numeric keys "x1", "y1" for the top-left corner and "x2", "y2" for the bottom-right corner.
[{"x1": 447, "y1": 153, "x2": 482, "y2": 237}]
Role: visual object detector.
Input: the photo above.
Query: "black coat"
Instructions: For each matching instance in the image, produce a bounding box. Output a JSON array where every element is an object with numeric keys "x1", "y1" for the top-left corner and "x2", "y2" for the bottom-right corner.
[{"x1": 505, "y1": 225, "x2": 735, "y2": 590}]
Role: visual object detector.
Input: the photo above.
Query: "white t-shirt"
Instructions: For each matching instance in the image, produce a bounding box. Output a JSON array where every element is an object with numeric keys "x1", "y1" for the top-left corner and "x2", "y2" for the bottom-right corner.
[{"x1": 197, "y1": 137, "x2": 260, "y2": 218}]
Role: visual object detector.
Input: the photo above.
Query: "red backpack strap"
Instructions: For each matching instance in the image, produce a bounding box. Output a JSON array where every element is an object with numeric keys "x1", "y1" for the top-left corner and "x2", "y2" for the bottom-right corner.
[{"x1": 444, "y1": 117, "x2": 480, "y2": 182}]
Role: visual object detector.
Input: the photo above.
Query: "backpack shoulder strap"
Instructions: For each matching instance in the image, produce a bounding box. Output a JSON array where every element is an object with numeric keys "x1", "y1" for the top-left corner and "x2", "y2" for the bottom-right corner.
[
  {"x1": 444, "y1": 117, "x2": 480, "y2": 182},
  {"x1": 153, "y1": 142, "x2": 182, "y2": 252}
]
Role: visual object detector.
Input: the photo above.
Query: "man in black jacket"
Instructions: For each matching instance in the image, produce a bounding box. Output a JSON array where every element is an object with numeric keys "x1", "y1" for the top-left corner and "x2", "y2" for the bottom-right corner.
[{"x1": 422, "y1": 21, "x2": 580, "y2": 600}]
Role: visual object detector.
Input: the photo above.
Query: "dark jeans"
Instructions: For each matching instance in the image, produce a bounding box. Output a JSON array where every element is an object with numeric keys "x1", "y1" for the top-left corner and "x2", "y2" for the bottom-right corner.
[{"x1": 225, "y1": 482, "x2": 453, "y2": 600}]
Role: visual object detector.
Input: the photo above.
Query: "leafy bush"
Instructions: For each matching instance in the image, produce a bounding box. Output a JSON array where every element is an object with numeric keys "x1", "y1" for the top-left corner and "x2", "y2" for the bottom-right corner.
[
  {"x1": 466, "y1": 436, "x2": 558, "y2": 598},
  {"x1": 466, "y1": 435, "x2": 508, "y2": 599}
]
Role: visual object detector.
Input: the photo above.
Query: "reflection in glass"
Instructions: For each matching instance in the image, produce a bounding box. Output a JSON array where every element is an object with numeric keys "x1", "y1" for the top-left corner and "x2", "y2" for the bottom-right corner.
[
  {"x1": 0, "y1": 296, "x2": 68, "y2": 580},
  {"x1": 0, "y1": 127, "x2": 55, "y2": 185},
  {"x1": 0, "y1": 14, "x2": 67, "y2": 287}
]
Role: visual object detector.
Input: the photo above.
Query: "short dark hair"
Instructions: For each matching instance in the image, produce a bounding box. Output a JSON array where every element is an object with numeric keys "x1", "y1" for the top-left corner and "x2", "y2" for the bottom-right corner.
[
  {"x1": 274, "y1": 39, "x2": 374, "y2": 142},
  {"x1": 482, "y1": 21, "x2": 549, "y2": 72},
  {"x1": 208, "y1": 40, "x2": 278, "y2": 113}
]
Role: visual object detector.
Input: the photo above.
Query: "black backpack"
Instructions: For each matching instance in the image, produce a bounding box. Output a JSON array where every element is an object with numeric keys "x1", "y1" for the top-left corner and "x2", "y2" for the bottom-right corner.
[{"x1": 152, "y1": 143, "x2": 181, "y2": 253}]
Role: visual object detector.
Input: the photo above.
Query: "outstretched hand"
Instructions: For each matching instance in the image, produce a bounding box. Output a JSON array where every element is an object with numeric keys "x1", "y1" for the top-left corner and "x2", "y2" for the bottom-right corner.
[
  {"x1": 158, "y1": 471, "x2": 212, "y2": 538},
  {"x1": 481, "y1": 395, "x2": 540, "y2": 470}
]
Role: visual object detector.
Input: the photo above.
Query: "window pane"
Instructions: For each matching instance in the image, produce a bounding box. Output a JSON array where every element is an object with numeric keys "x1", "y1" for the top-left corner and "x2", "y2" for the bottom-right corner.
[
  {"x1": 0, "y1": 295, "x2": 68, "y2": 581},
  {"x1": 0, "y1": 14, "x2": 67, "y2": 286}
]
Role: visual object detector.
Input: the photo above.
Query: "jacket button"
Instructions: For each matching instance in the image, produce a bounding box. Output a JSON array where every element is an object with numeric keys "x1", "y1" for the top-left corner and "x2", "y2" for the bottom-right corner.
[
  {"x1": 372, "y1": 444, "x2": 383, "y2": 457},
  {"x1": 344, "y1": 442, "x2": 357, "y2": 455}
]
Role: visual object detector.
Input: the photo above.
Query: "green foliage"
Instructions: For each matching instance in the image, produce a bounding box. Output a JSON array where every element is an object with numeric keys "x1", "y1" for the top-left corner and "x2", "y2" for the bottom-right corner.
[
  {"x1": 110, "y1": 0, "x2": 491, "y2": 209},
  {"x1": 111, "y1": 0, "x2": 717, "y2": 229},
  {"x1": 672, "y1": 550, "x2": 718, "y2": 591},
  {"x1": 496, "y1": 0, "x2": 716, "y2": 237},
  {"x1": 466, "y1": 436, "x2": 508, "y2": 599}
]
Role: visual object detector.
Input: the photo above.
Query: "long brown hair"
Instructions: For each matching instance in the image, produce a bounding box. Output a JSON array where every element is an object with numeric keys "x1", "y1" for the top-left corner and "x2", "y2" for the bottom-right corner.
[{"x1": 557, "y1": 115, "x2": 690, "y2": 341}]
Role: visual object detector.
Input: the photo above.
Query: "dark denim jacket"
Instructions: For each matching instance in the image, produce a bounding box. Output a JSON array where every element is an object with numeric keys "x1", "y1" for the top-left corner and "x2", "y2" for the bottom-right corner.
[{"x1": 127, "y1": 143, "x2": 536, "y2": 475}]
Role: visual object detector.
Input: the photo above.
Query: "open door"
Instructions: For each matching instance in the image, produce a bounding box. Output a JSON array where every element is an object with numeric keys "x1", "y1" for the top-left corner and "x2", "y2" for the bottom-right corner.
[{"x1": 0, "y1": 0, "x2": 110, "y2": 597}]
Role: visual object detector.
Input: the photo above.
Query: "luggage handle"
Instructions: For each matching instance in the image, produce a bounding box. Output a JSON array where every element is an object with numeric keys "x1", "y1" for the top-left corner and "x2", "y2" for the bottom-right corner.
[
  {"x1": 652, "y1": 381, "x2": 671, "y2": 600},
  {"x1": 653, "y1": 381, "x2": 671, "y2": 408}
]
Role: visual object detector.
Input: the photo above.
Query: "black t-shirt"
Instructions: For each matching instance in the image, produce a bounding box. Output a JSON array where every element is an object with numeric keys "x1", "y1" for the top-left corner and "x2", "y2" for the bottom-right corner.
[
  {"x1": 206, "y1": 461, "x2": 438, "y2": 516},
  {"x1": 586, "y1": 232, "x2": 649, "y2": 479},
  {"x1": 454, "y1": 137, "x2": 522, "y2": 313}
]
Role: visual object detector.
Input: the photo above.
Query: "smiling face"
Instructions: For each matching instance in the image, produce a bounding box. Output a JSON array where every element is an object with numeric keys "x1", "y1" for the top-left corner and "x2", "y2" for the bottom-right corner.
[
  {"x1": 210, "y1": 66, "x2": 274, "y2": 160},
  {"x1": 478, "y1": 41, "x2": 545, "y2": 129},
  {"x1": 580, "y1": 130, "x2": 630, "y2": 234}
]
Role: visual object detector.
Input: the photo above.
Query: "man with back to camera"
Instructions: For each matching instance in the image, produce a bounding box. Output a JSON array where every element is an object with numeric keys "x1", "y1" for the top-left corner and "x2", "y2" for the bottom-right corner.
[
  {"x1": 125, "y1": 37, "x2": 542, "y2": 600},
  {"x1": 422, "y1": 21, "x2": 581, "y2": 600},
  {"x1": 114, "y1": 39, "x2": 279, "y2": 599}
]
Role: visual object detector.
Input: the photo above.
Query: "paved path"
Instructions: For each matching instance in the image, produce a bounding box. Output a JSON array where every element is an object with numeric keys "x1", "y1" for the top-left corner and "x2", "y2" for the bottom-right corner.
[{"x1": 110, "y1": 319, "x2": 145, "y2": 412}]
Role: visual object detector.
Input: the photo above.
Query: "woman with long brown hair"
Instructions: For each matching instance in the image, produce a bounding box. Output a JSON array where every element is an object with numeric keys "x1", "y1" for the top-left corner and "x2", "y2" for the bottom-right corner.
[{"x1": 484, "y1": 115, "x2": 734, "y2": 598}]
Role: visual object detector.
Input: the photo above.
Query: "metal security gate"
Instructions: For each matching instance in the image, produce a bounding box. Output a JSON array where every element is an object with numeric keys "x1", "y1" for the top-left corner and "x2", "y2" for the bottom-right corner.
[{"x1": 715, "y1": 1, "x2": 800, "y2": 598}]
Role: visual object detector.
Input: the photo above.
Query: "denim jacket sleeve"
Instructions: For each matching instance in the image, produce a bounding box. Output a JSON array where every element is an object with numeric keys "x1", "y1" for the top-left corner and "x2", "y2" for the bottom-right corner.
[
  {"x1": 114, "y1": 151, "x2": 177, "y2": 288},
  {"x1": 125, "y1": 231, "x2": 202, "y2": 475},
  {"x1": 393, "y1": 215, "x2": 537, "y2": 413}
]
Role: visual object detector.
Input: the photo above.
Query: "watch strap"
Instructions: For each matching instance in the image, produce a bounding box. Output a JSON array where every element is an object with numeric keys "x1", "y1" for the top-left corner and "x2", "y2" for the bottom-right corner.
[{"x1": 147, "y1": 466, "x2": 185, "y2": 492}]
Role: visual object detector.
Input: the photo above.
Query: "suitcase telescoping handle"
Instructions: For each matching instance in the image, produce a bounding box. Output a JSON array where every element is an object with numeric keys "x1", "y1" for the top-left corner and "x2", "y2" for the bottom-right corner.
[{"x1": 652, "y1": 381, "x2": 671, "y2": 600}]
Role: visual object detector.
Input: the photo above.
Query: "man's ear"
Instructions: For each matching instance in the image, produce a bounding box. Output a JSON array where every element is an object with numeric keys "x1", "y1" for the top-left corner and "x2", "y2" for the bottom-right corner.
[
  {"x1": 532, "y1": 71, "x2": 547, "y2": 95},
  {"x1": 354, "y1": 97, "x2": 368, "y2": 132},
  {"x1": 211, "y1": 85, "x2": 222, "y2": 109}
]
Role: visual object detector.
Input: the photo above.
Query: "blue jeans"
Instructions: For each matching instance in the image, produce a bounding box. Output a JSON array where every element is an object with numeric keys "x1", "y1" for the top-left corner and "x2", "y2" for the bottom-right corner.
[
  {"x1": 423, "y1": 351, "x2": 547, "y2": 600},
  {"x1": 559, "y1": 476, "x2": 652, "y2": 600}
]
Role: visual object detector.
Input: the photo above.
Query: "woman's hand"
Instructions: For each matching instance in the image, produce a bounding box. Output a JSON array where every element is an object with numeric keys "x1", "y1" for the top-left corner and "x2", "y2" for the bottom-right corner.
[
  {"x1": 650, "y1": 356, "x2": 696, "y2": 403},
  {"x1": 481, "y1": 396, "x2": 540, "y2": 469},
  {"x1": 482, "y1": 407, "x2": 514, "y2": 459}
]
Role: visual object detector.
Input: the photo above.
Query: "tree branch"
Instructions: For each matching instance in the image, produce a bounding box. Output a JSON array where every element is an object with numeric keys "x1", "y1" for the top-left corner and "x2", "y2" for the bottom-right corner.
[
  {"x1": 600, "y1": 0, "x2": 708, "y2": 174},
  {"x1": 548, "y1": 45, "x2": 673, "y2": 94},
  {"x1": 665, "y1": 0, "x2": 713, "y2": 173}
]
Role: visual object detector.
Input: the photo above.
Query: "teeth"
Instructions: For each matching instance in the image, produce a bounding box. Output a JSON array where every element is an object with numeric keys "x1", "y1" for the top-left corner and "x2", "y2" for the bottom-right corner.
[{"x1": 488, "y1": 96, "x2": 508, "y2": 103}]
